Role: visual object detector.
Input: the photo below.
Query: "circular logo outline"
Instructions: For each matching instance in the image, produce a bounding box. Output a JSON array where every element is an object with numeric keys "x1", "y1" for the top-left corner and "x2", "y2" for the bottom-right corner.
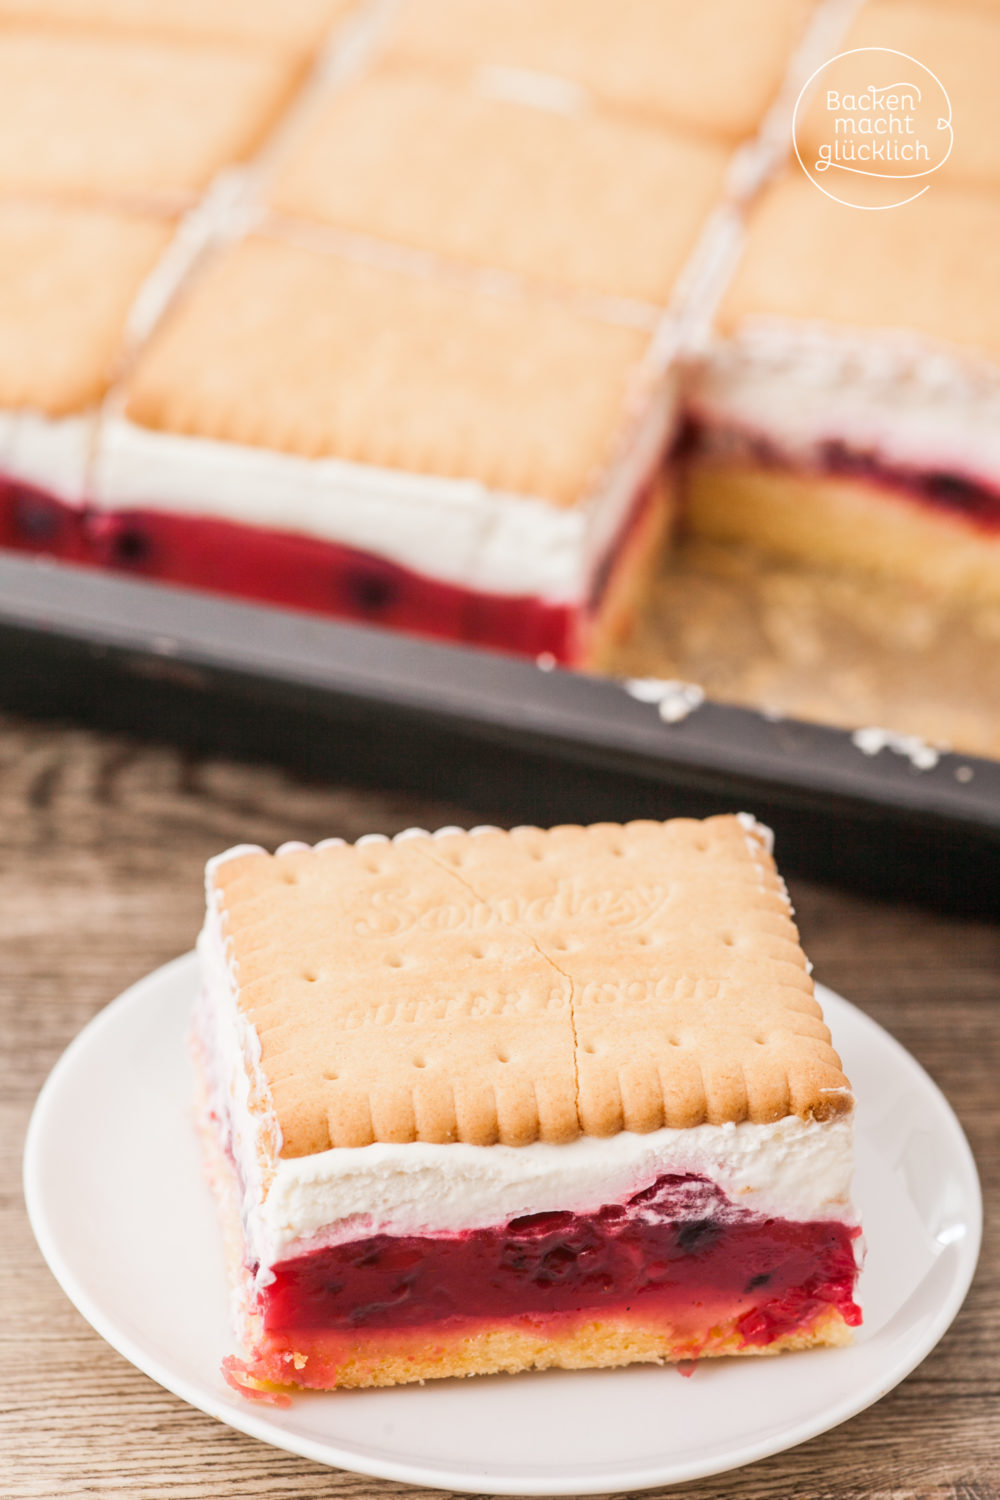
[{"x1": 792, "y1": 47, "x2": 954, "y2": 210}]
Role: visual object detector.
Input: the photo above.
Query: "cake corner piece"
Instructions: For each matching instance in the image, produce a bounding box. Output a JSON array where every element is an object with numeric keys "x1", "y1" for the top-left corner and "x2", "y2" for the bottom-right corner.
[{"x1": 194, "y1": 816, "x2": 861, "y2": 1396}]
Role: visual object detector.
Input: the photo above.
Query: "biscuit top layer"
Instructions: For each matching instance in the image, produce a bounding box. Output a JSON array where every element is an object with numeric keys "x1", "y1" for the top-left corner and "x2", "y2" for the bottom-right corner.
[
  {"x1": 718, "y1": 174, "x2": 1000, "y2": 366},
  {"x1": 268, "y1": 62, "x2": 731, "y2": 305},
  {"x1": 123, "y1": 236, "x2": 648, "y2": 507},
  {"x1": 210, "y1": 816, "x2": 850, "y2": 1158},
  {"x1": 0, "y1": 29, "x2": 300, "y2": 202},
  {"x1": 385, "y1": 0, "x2": 814, "y2": 144},
  {"x1": 824, "y1": 1, "x2": 1000, "y2": 193},
  {"x1": 0, "y1": 0, "x2": 358, "y2": 54},
  {"x1": 0, "y1": 200, "x2": 173, "y2": 413}
]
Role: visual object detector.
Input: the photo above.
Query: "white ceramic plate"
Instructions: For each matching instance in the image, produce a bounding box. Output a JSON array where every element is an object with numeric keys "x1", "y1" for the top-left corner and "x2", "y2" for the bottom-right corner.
[{"x1": 25, "y1": 953, "x2": 981, "y2": 1495}]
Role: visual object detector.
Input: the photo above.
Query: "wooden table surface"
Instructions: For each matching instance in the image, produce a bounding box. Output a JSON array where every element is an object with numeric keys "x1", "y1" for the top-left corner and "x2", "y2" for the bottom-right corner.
[{"x1": 3, "y1": 710, "x2": 998, "y2": 1500}]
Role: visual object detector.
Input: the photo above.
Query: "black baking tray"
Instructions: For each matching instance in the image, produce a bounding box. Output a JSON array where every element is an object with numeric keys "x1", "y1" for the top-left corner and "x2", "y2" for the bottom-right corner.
[{"x1": 2, "y1": 551, "x2": 998, "y2": 912}]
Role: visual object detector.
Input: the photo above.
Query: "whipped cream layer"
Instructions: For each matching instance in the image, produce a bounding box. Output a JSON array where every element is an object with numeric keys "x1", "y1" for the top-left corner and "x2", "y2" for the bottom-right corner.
[
  {"x1": 249, "y1": 1114, "x2": 855, "y2": 1266},
  {"x1": 198, "y1": 827, "x2": 855, "y2": 1270},
  {"x1": 92, "y1": 369, "x2": 676, "y2": 601},
  {"x1": 689, "y1": 321, "x2": 1000, "y2": 486},
  {"x1": 0, "y1": 410, "x2": 92, "y2": 503}
]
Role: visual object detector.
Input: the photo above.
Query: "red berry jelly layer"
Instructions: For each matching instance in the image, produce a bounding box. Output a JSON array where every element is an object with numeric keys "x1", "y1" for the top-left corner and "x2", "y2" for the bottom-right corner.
[
  {"x1": 818, "y1": 442, "x2": 1000, "y2": 531},
  {"x1": 683, "y1": 422, "x2": 1000, "y2": 534},
  {"x1": 260, "y1": 1173, "x2": 861, "y2": 1351},
  {"x1": 1, "y1": 464, "x2": 664, "y2": 663},
  {"x1": 0, "y1": 477, "x2": 580, "y2": 657},
  {"x1": 0, "y1": 477, "x2": 87, "y2": 559},
  {"x1": 85, "y1": 506, "x2": 581, "y2": 659}
]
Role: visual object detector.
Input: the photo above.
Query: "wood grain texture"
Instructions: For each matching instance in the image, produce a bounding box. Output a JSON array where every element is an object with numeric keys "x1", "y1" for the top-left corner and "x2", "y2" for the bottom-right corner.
[{"x1": 1, "y1": 711, "x2": 997, "y2": 1500}]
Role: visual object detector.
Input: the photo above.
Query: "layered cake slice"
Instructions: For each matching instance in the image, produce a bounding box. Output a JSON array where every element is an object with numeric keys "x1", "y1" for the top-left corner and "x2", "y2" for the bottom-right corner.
[
  {"x1": 195, "y1": 816, "x2": 861, "y2": 1397},
  {"x1": 267, "y1": 61, "x2": 732, "y2": 304},
  {"x1": 0, "y1": 199, "x2": 173, "y2": 560},
  {"x1": 93, "y1": 234, "x2": 676, "y2": 664},
  {"x1": 384, "y1": 0, "x2": 818, "y2": 145},
  {"x1": 683, "y1": 174, "x2": 1000, "y2": 598},
  {"x1": 0, "y1": 28, "x2": 302, "y2": 204}
]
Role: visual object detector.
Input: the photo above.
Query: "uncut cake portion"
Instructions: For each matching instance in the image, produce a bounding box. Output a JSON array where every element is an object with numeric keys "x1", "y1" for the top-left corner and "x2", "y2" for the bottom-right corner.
[
  {"x1": 195, "y1": 816, "x2": 861, "y2": 1397},
  {"x1": 683, "y1": 174, "x2": 1000, "y2": 599},
  {"x1": 383, "y1": 0, "x2": 818, "y2": 146},
  {"x1": 266, "y1": 60, "x2": 732, "y2": 305},
  {"x1": 93, "y1": 234, "x2": 676, "y2": 664},
  {"x1": 0, "y1": 27, "x2": 302, "y2": 205},
  {"x1": 0, "y1": 199, "x2": 173, "y2": 560}
]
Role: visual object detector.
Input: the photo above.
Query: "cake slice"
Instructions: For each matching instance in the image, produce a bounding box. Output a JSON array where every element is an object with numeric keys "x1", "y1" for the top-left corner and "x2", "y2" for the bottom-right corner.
[
  {"x1": 0, "y1": 199, "x2": 173, "y2": 561},
  {"x1": 93, "y1": 233, "x2": 675, "y2": 664},
  {"x1": 194, "y1": 816, "x2": 861, "y2": 1397},
  {"x1": 0, "y1": 29, "x2": 302, "y2": 204},
  {"x1": 384, "y1": 0, "x2": 817, "y2": 144},
  {"x1": 683, "y1": 173, "x2": 1000, "y2": 599},
  {"x1": 267, "y1": 61, "x2": 732, "y2": 304}
]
